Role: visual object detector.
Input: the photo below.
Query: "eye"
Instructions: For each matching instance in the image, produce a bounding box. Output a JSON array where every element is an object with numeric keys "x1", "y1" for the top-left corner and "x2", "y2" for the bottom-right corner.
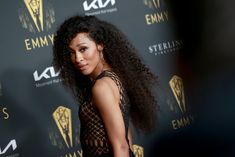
[
  {"x1": 79, "y1": 47, "x2": 87, "y2": 53},
  {"x1": 69, "y1": 51, "x2": 75, "y2": 58},
  {"x1": 68, "y1": 48, "x2": 75, "y2": 55}
]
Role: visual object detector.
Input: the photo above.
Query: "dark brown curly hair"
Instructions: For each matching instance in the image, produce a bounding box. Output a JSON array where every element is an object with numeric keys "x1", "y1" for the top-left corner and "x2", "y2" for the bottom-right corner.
[{"x1": 53, "y1": 15, "x2": 157, "y2": 132}]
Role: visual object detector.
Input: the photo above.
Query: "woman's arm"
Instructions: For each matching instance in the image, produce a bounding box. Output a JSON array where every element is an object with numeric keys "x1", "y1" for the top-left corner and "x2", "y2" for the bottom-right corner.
[{"x1": 92, "y1": 77, "x2": 130, "y2": 157}]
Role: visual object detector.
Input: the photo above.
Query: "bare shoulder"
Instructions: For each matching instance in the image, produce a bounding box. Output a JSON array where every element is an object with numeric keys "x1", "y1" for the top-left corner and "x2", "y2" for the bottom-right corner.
[
  {"x1": 92, "y1": 76, "x2": 118, "y2": 92},
  {"x1": 91, "y1": 76, "x2": 120, "y2": 107}
]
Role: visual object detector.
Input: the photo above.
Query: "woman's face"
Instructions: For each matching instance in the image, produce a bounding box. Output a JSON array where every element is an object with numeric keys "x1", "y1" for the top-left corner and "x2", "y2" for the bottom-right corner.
[{"x1": 69, "y1": 32, "x2": 105, "y2": 79}]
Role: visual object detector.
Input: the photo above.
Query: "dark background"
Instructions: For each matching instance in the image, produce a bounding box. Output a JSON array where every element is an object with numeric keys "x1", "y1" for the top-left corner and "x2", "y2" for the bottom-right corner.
[{"x1": 151, "y1": 0, "x2": 235, "y2": 156}]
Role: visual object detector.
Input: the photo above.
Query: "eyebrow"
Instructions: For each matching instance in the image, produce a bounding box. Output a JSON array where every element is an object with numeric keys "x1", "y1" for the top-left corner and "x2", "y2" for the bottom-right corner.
[
  {"x1": 75, "y1": 42, "x2": 87, "y2": 48},
  {"x1": 69, "y1": 42, "x2": 86, "y2": 50}
]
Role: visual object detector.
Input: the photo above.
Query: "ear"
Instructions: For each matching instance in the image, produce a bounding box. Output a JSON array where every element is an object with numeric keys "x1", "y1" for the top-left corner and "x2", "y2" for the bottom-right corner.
[{"x1": 97, "y1": 43, "x2": 104, "y2": 51}]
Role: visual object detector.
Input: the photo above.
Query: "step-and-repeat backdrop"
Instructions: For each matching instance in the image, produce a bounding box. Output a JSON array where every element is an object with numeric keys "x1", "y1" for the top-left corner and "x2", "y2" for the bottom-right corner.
[{"x1": 0, "y1": 0, "x2": 195, "y2": 156}]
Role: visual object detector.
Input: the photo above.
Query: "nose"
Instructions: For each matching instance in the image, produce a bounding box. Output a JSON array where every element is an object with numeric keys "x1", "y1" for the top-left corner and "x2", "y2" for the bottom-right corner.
[{"x1": 74, "y1": 51, "x2": 84, "y2": 64}]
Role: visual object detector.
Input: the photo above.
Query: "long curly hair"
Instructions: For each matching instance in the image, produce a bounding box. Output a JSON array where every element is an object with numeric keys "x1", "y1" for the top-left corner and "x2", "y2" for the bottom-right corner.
[{"x1": 53, "y1": 15, "x2": 157, "y2": 132}]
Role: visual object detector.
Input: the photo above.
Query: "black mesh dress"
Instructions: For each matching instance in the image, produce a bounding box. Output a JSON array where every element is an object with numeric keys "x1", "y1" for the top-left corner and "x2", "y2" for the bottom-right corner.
[{"x1": 79, "y1": 70, "x2": 135, "y2": 157}]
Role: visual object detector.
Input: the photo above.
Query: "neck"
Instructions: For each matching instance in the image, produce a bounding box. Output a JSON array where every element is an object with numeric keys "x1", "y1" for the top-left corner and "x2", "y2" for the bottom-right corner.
[{"x1": 89, "y1": 63, "x2": 111, "y2": 81}]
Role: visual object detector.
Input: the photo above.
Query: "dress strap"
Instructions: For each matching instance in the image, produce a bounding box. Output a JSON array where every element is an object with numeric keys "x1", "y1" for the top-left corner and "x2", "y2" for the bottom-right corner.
[
  {"x1": 92, "y1": 70, "x2": 116, "y2": 83},
  {"x1": 92, "y1": 70, "x2": 107, "y2": 85},
  {"x1": 92, "y1": 70, "x2": 124, "y2": 98}
]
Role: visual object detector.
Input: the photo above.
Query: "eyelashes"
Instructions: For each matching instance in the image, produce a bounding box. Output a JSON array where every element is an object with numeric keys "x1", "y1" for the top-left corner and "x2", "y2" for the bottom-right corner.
[
  {"x1": 69, "y1": 47, "x2": 88, "y2": 56},
  {"x1": 79, "y1": 47, "x2": 88, "y2": 53}
]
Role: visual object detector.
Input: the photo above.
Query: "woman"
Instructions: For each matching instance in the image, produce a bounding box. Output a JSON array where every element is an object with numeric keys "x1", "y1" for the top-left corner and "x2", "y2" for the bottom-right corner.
[{"x1": 53, "y1": 15, "x2": 157, "y2": 157}]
